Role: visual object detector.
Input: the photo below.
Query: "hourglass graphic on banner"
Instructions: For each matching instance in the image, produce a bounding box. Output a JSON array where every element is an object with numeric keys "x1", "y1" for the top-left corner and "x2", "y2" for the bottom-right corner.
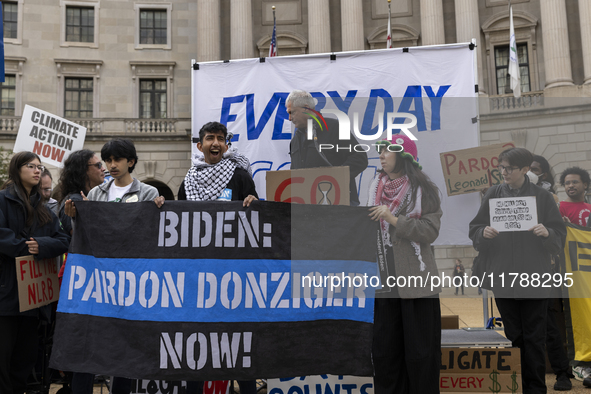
[{"x1": 317, "y1": 181, "x2": 333, "y2": 205}]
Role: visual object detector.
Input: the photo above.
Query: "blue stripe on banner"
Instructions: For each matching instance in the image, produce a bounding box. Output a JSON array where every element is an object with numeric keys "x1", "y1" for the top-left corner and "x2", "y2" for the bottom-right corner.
[{"x1": 58, "y1": 254, "x2": 377, "y2": 323}]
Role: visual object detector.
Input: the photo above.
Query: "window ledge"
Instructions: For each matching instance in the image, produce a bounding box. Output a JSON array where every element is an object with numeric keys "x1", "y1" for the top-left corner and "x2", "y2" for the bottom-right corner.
[
  {"x1": 134, "y1": 44, "x2": 172, "y2": 51},
  {"x1": 61, "y1": 42, "x2": 99, "y2": 49}
]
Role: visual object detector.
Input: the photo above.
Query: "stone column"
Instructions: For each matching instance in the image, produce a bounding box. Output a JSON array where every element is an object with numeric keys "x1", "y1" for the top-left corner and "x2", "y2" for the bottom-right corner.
[
  {"x1": 340, "y1": 0, "x2": 364, "y2": 51},
  {"x1": 308, "y1": 0, "x2": 331, "y2": 53},
  {"x1": 455, "y1": 0, "x2": 485, "y2": 94},
  {"x1": 578, "y1": 0, "x2": 591, "y2": 84},
  {"x1": 420, "y1": 0, "x2": 445, "y2": 45},
  {"x1": 197, "y1": 0, "x2": 220, "y2": 62},
  {"x1": 540, "y1": 0, "x2": 573, "y2": 88},
  {"x1": 230, "y1": 0, "x2": 253, "y2": 59}
]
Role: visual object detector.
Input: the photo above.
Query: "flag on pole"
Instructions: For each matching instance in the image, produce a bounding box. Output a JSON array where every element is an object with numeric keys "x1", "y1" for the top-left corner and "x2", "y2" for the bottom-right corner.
[
  {"x1": 508, "y1": 5, "x2": 521, "y2": 98},
  {"x1": 269, "y1": 6, "x2": 277, "y2": 57},
  {"x1": 386, "y1": 0, "x2": 392, "y2": 49}
]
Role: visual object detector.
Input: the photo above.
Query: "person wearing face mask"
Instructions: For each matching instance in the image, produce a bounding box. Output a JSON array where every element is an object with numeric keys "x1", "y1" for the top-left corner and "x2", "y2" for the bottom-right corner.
[
  {"x1": 469, "y1": 147, "x2": 566, "y2": 393},
  {"x1": 0, "y1": 151, "x2": 69, "y2": 394}
]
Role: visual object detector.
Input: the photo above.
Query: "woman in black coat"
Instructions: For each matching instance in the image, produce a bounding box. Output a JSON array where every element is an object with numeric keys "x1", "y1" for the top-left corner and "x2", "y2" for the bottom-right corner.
[{"x1": 0, "y1": 151, "x2": 69, "y2": 394}]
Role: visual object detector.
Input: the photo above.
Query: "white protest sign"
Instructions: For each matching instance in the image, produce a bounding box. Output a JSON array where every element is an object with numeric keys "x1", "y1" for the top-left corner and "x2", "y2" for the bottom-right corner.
[
  {"x1": 268, "y1": 375, "x2": 374, "y2": 394},
  {"x1": 489, "y1": 196, "x2": 538, "y2": 232},
  {"x1": 14, "y1": 105, "x2": 87, "y2": 168}
]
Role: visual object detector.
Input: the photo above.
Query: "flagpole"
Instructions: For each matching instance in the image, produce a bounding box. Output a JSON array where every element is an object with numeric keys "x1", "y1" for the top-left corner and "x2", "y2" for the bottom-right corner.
[
  {"x1": 387, "y1": 0, "x2": 392, "y2": 49},
  {"x1": 508, "y1": 0, "x2": 521, "y2": 97},
  {"x1": 268, "y1": 6, "x2": 277, "y2": 57}
]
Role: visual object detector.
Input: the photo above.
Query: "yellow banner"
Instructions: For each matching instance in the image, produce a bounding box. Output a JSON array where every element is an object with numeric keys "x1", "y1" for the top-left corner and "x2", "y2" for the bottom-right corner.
[{"x1": 564, "y1": 224, "x2": 591, "y2": 362}]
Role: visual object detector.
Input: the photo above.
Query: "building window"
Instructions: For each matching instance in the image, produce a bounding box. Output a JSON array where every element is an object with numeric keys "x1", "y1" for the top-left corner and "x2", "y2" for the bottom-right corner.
[
  {"x1": 140, "y1": 10, "x2": 166, "y2": 45},
  {"x1": 134, "y1": 3, "x2": 172, "y2": 50},
  {"x1": 3, "y1": 2, "x2": 18, "y2": 39},
  {"x1": 0, "y1": 75, "x2": 16, "y2": 116},
  {"x1": 140, "y1": 80, "x2": 167, "y2": 119},
  {"x1": 65, "y1": 78, "x2": 93, "y2": 118},
  {"x1": 494, "y1": 43, "x2": 531, "y2": 95},
  {"x1": 66, "y1": 6, "x2": 94, "y2": 43}
]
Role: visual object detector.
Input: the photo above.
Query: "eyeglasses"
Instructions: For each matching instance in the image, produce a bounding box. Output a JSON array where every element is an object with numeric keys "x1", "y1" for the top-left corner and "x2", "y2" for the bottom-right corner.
[
  {"x1": 22, "y1": 163, "x2": 45, "y2": 172},
  {"x1": 88, "y1": 162, "x2": 103, "y2": 169},
  {"x1": 497, "y1": 165, "x2": 520, "y2": 174}
]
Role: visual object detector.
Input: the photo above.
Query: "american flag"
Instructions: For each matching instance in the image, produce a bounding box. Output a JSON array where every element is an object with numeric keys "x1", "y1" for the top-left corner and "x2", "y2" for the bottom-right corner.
[{"x1": 269, "y1": 7, "x2": 277, "y2": 57}]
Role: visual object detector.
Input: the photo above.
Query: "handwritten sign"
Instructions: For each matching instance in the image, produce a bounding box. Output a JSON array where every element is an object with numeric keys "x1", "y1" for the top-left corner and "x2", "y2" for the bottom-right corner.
[
  {"x1": 16, "y1": 255, "x2": 59, "y2": 312},
  {"x1": 266, "y1": 167, "x2": 350, "y2": 205},
  {"x1": 440, "y1": 348, "x2": 521, "y2": 392},
  {"x1": 14, "y1": 105, "x2": 87, "y2": 168},
  {"x1": 440, "y1": 142, "x2": 515, "y2": 196},
  {"x1": 489, "y1": 197, "x2": 538, "y2": 232},
  {"x1": 268, "y1": 375, "x2": 373, "y2": 394}
]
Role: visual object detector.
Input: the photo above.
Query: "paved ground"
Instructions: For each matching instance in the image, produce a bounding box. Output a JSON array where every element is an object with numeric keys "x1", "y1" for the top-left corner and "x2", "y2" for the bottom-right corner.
[{"x1": 47, "y1": 284, "x2": 587, "y2": 393}]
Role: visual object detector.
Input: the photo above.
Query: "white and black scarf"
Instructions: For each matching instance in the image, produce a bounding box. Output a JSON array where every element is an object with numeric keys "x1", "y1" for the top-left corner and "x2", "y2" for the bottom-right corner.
[{"x1": 184, "y1": 147, "x2": 252, "y2": 201}]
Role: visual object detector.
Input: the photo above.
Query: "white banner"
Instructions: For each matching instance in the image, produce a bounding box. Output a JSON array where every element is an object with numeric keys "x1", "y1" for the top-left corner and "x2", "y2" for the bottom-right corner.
[
  {"x1": 14, "y1": 105, "x2": 87, "y2": 168},
  {"x1": 192, "y1": 44, "x2": 480, "y2": 245}
]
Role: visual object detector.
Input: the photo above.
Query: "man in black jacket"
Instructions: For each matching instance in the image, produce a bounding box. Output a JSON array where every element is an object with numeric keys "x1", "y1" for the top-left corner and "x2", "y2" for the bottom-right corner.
[
  {"x1": 286, "y1": 90, "x2": 368, "y2": 205},
  {"x1": 469, "y1": 147, "x2": 566, "y2": 393}
]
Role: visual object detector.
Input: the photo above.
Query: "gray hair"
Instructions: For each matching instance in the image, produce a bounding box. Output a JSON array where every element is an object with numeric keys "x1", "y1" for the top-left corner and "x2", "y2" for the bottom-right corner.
[{"x1": 286, "y1": 90, "x2": 316, "y2": 109}]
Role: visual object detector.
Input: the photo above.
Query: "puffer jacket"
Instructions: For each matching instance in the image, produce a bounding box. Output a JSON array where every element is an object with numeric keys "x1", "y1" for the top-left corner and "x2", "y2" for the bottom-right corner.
[{"x1": 0, "y1": 186, "x2": 70, "y2": 316}]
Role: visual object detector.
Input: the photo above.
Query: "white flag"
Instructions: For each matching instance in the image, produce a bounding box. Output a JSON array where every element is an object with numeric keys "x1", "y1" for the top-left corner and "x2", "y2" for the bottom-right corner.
[
  {"x1": 386, "y1": 2, "x2": 392, "y2": 48},
  {"x1": 508, "y1": 6, "x2": 521, "y2": 98}
]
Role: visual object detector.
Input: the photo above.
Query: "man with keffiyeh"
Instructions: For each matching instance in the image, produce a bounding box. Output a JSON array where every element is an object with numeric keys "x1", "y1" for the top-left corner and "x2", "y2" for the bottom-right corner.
[
  {"x1": 178, "y1": 121, "x2": 258, "y2": 206},
  {"x1": 178, "y1": 121, "x2": 258, "y2": 394}
]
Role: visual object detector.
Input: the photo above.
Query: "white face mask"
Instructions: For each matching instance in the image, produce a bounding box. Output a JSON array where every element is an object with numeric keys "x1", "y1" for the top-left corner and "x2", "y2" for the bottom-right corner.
[{"x1": 526, "y1": 170, "x2": 538, "y2": 185}]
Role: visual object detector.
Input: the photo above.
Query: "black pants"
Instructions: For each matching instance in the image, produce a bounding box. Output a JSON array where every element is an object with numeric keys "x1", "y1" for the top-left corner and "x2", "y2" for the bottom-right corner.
[
  {"x1": 372, "y1": 296, "x2": 441, "y2": 394},
  {"x1": 0, "y1": 315, "x2": 39, "y2": 394},
  {"x1": 71, "y1": 373, "x2": 131, "y2": 394},
  {"x1": 495, "y1": 298, "x2": 548, "y2": 394},
  {"x1": 545, "y1": 298, "x2": 569, "y2": 376}
]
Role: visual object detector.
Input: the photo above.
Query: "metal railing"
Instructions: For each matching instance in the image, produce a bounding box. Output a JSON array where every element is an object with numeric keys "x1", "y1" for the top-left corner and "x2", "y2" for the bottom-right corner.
[{"x1": 489, "y1": 91, "x2": 544, "y2": 111}]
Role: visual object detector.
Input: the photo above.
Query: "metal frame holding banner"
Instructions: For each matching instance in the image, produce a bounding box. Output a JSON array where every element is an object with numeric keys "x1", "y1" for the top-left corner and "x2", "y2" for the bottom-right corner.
[{"x1": 191, "y1": 44, "x2": 480, "y2": 245}]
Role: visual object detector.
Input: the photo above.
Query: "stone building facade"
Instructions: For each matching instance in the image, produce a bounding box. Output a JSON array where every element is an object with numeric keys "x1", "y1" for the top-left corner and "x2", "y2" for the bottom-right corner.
[{"x1": 1, "y1": 0, "x2": 590, "y2": 269}]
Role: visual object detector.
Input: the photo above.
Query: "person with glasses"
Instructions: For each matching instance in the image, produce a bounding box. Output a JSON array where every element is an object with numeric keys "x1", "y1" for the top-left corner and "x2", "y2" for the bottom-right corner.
[
  {"x1": 40, "y1": 168, "x2": 59, "y2": 215},
  {"x1": 469, "y1": 147, "x2": 566, "y2": 393},
  {"x1": 0, "y1": 151, "x2": 69, "y2": 394}
]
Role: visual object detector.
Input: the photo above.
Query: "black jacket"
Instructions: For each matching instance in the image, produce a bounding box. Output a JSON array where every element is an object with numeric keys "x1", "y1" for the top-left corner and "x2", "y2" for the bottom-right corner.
[
  {"x1": 290, "y1": 118, "x2": 368, "y2": 204},
  {"x1": 469, "y1": 178, "x2": 566, "y2": 298},
  {"x1": 0, "y1": 186, "x2": 70, "y2": 316}
]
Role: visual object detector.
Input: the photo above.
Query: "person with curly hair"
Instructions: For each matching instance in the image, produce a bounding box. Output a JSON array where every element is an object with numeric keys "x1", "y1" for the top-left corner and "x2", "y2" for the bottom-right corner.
[
  {"x1": 559, "y1": 166, "x2": 591, "y2": 226},
  {"x1": 55, "y1": 149, "x2": 105, "y2": 236}
]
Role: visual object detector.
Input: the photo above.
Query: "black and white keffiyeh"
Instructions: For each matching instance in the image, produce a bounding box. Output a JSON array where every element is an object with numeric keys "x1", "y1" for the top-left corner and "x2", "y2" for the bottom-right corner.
[{"x1": 184, "y1": 147, "x2": 252, "y2": 201}]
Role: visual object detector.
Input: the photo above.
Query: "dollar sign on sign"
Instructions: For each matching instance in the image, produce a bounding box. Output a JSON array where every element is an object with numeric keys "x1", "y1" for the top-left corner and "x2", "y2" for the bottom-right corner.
[{"x1": 489, "y1": 370, "x2": 501, "y2": 393}]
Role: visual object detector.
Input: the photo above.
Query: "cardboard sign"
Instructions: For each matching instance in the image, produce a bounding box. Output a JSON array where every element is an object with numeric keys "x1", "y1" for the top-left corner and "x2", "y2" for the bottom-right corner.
[
  {"x1": 268, "y1": 375, "x2": 373, "y2": 394},
  {"x1": 14, "y1": 105, "x2": 87, "y2": 168},
  {"x1": 130, "y1": 380, "x2": 229, "y2": 394},
  {"x1": 266, "y1": 166, "x2": 350, "y2": 205},
  {"x1": 489, "y1": 197, "x2": 538, "y2": 232},
  {"x1": 16, "y1": 255, "x2": 59, "y2": 312},
  {"x1": 440, "y1": 142, "x2": 516, "y2": 196},
  {"x1": 440, "y1": 348, "x2": 521, "y2": 392}
]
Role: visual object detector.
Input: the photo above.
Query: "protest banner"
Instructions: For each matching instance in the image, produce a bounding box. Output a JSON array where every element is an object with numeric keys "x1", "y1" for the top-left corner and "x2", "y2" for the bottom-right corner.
[
  {"x1": 440, "y1": 142, "x2": 516, "y2": 196},
  {"x1": 488, "y1": 197, "x2": 538, "y2": 232},
  {"x1": 440, "y1": 348, "x2": 521, "y2": 392},
  {"x1": 268, "y1": 375, "x2": 373, "y2": 394},
  {"x1": 563, "y1": 224, "x2": 591, "y2": 369},
  {"x1": 50, "y1": 201, "x2": 378, "y2": 381},
  {"x1": 266, "y1": 167, "x2": 350, "y2": 205},
  {"x1": 192, "y1": 44, "x2": 480, "y2": 245},
  {"x1": 13, "y1": 105, "x2": 87, "y2": 168},
  {"x1": 16, "y1": 255, "x2": 59, "y2": 312}
]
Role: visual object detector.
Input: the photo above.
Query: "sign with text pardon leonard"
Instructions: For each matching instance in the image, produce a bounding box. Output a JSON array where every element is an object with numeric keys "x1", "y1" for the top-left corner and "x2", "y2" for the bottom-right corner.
[
  {"x1": 439, "y1": 142, "x2": 515, "y2": 196},
  {"x1": 14, "y1": 105, "x2": 87, "y2": 168},
  {"x1": 16, "y1": 255, "x2": 59, "y2": 312}
]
